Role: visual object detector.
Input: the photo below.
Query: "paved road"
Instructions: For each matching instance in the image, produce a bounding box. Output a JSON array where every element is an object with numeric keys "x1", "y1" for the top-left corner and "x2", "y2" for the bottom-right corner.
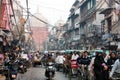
[{"x1": 16, "y1": 67, "x2": 69, "y2": 80}]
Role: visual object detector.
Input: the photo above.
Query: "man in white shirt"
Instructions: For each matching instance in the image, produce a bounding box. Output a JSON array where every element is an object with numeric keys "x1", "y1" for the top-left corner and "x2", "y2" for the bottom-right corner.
[
  {"x1": 55, "y1": 53, "x2": 65, "y2": 71},
  {"x1": 71, "y1": 52, "x2": 79, "y2": 60}
]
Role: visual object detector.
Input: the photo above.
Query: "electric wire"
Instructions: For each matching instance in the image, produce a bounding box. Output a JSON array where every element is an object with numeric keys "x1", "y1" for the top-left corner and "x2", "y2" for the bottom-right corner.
[
  {"x1": 12, "y1": 0, "x2": 54, "y2": 27},
  {"x1": 28, "y1": 1, "x2": 67, "y2": 13},
  {"x1": 80, "y1": 0, "x2": 106, "y2": 23},
  {"x1": 9, "y1": 0, "x2": 20, "y2": 36},
  {"x1": 18, "y1": 0, "x2": 29, "y2": 41},
  {"x1": 24, "y1": 0, "x2": 29, "y2": 24}
]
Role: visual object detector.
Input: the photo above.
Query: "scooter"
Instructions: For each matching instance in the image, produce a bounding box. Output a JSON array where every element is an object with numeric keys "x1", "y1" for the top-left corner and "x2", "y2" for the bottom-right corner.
[
  {"x1": 8, "y1": 59, "x2": 18, "y2": 80},
  {"x1": 5, "y1": 54, "x2": 19, "y2": 80},
  {"x1": 45, "y1": 62, "x2": 55, "y2": 80}
]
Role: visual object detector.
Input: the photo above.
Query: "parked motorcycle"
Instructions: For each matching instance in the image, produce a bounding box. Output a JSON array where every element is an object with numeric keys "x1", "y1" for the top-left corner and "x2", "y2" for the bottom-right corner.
[
  {"x1": 0, "y1": 54, "x2": 6, "y2": 80},
  {"x1": 8, "y1": 60, "x2": 18, "y2": 80},
  {"x1": 45, "y1": 62, "x2": 55, "y2": 80},
  {"x1": 5, "y1": 53, "x2": 19, "y2": 80}
]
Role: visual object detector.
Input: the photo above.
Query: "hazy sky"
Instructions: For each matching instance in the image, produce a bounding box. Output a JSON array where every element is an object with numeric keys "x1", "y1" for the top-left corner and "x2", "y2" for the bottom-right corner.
[{"x1": 20, "y1": 0, "x2": 75, "y2": 25}]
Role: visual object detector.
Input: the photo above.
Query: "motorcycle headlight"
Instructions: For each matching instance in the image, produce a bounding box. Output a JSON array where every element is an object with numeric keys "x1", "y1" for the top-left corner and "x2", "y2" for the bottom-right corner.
[
  {"x1": 12, "y1": 75, "x2": 16, "y2": 78},
  {"x1": 20, "y1": 65, "x2": 23, "y2": 68}
]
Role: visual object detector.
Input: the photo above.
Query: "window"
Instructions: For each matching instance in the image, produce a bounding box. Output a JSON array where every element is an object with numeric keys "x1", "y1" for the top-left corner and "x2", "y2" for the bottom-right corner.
[
  {"x1": 88, "y1": 1, "x2": 91, "y2": 10},
  {"x1": 91, "y1": 0, "x2": 93, "y2": 8},
  {"x1": 87, "y1": 0, "x2": 96, "y2": 10},
  {"x1": 75, "y1": 29, "x2": 79, "y2": 35}
]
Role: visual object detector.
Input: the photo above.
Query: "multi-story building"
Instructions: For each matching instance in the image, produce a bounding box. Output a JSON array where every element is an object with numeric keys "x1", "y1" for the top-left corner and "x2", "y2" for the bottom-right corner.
[
  {"x1": 55, "y1": 19, "x2": 64, "y2": 50},
  {"x1": 12, "y1": 0, "x2": 23, "y2": 39},
  {"x1": 79, "y1": 0, "x2": 105, "y2": 50},
  {"x1": 48, "y1": 19, "x2": 64, "y2": 50},
  {"x1": 100, "y1": 0, "x2": 120, "y2": 50},
  {"x1": 63, "y1": 0, "x2": 113, "y2": 50},
  {"x1": 30, "y1": 11, "x2": 49, "y2": 51},
  {"x1": 63, "y1": 0, "x2": 80, "y2": 50}
]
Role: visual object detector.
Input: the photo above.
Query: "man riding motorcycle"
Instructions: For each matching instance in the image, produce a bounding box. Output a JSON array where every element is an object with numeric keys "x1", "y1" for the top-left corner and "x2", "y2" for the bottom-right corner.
[{"x1": 45, "y1": 53, "x2": 55, "y2": 79}]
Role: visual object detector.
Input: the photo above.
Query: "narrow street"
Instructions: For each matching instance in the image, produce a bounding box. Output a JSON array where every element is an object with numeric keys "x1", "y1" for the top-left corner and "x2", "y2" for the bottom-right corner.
[
  {"x1": 1, "y1": 0, "x2": 120, "y2": 80},
  {"x1": 16, "y1": 67, "x2": 69, "y2": 80}
]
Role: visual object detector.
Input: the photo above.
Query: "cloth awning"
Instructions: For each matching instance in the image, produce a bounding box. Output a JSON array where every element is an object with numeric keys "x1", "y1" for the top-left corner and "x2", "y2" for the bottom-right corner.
[{"x1": 0, "y1": 29, "x2": 11, "y2": 37}]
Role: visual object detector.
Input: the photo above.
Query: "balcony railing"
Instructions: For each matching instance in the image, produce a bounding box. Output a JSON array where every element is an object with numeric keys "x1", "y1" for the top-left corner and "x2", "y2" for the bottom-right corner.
[
  {"x1": 80, "y1": 0, "x2": 103, "y2": 22},
  {"x1": 73, "y1": 35, "x2": 80, "y2": 41}
]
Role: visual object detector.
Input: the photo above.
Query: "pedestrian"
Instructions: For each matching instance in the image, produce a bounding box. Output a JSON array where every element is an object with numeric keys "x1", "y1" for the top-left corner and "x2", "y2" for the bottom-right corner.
[
  {"x1": 80, "y1": 51, "x2": 90, "y2": 66},
  {"x1": 63, "y1": 54, "x2": 71, "y2": 76},
  {"x1": 55, "y1": 52, "x2": 65, "y2": 71},
  {"x1": 78, "y1": 51, "x2": 90, "y2": 80},
  {"x1": 94, "y1": 52, "x2": 109, "y2": 80},
  {"x1": 109, "y1": 53, "x2": 120, "y2": 79},
  {"x1": 88, "y1": 57, "x2": 95, "y2": 80},
  {"x1": 103, "y1": 52, "x2": 109, "y2": 63},
  {"x1": 107, "y1": 52, "x2": 117, "y2": 71}
]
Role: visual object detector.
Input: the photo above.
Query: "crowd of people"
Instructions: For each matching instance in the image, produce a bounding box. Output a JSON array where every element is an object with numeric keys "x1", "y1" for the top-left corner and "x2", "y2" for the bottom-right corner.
[
  {"x1": 0, "y1": 49, "x2": 120, "y2": 80},
  {"x1": 42, "y1": 50, "x2": 120, "y2": 80}
]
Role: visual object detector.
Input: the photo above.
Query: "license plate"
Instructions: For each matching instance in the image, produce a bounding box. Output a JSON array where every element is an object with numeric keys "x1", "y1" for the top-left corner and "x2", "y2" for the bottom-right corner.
[
  {"x1": 49, "y1": 66, "x2": 53, "y2": 69},
  {"x1": 12, "y1": 75, "x2": 16, "y2": 78}
]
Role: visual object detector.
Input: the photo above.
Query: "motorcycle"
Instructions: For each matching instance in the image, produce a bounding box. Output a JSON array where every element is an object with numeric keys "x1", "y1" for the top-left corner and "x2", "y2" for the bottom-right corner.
[
  {"x1": 69, "y1": 60, "x2": 78, "y2": 79},
  {"x1": 45, "y1": 62, "x2": 55, "y2": 80},
  {"x1": 56, "y1": 63, "x2": 64, "y2": 72},
  {"x1": 8, "y1": 59, "x2": 18, "y2": 80},
  {"x1": 0, "y1": 54, "x2": 6, "y2": 80},
  {"x1": 18, "y1": 59, "x2": 27, "y2": 74},
  {"x1": 5, "y1": 54, "x2": 19, "y2": 80}
]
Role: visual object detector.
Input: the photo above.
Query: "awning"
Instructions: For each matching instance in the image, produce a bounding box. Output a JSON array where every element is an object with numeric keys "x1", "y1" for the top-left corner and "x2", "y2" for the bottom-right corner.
[
  {"x1": 0, "y1": 29, "x2": 11, "y2": 36},
  {"x1": 2, "y1": 29, "x2": 10, "y2": 34},
  {"x1": 100, "y1": 8, "x2": 114, "y2": 14}
]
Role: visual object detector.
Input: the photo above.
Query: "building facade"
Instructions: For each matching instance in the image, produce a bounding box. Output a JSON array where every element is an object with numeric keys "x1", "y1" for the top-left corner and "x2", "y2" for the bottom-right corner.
[
  {"x1": 62, "y1": 0, "x2": 119, "y2": 50},
  {"x1": 48, "y1": 19, "x2": 64, "y2": 50},
  {"x1": 30, "y1": 12, "x2": 49, "y2": 51}
]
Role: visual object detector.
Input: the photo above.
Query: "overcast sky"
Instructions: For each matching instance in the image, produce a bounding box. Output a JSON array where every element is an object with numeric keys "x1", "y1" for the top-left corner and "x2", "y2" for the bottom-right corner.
[{"x1": 20, "y1": 0, "x2": 75, "y2": 25}]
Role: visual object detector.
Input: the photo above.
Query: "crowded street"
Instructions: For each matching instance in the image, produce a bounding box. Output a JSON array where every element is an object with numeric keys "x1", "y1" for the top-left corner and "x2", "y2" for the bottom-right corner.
[
  {"x1": 1, "y1": 0, "x2": 120, "y2": 80},
  {"x1": 16, "y1": 67, "x2": 69, "y2": 80}
]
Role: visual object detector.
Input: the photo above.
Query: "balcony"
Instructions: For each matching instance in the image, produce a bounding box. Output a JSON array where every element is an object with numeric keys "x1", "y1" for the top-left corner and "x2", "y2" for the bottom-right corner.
[
  {"x1": 73, "y1": 35, "x2": 80, "y2": 41},
  {"x1": 80, "y1": 33, "x2": 86, "y2": 39},
  {"x1": 67, "y1": 26, "x2": 74, "y2": 31},
  {"x1": 80, "y1": 6, "x2": 96, "y2": 22}
]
